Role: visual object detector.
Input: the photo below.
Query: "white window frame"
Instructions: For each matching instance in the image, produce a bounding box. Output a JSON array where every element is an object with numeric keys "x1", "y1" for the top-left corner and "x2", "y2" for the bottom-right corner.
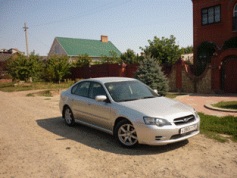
[
  {"x1": 201, "y1": 5, "x2": 221, "y2": 25},
  {"x1": 233, "y1": 4, "x2": 237, "y2": 17}
]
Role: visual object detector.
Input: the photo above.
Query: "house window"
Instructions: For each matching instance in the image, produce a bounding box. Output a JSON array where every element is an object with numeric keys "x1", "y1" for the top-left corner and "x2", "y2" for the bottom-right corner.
[
  {"x1": 202, "y1": 5, "x2": 221, "y2": 25},
  {"x1": 233, "y1": 4, "x2": 237, "y2": 31}
]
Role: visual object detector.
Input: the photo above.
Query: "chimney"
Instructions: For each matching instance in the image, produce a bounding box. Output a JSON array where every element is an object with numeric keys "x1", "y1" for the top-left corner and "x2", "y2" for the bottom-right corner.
[{"x1": 101, "y1": 35, "x2": 108, "y2": 43}]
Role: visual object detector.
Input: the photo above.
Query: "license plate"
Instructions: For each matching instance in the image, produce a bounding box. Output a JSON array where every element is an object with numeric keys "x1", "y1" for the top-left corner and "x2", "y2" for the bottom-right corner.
[{"x1": 180, "y1": 124, "x2": 197, "y2": 134}]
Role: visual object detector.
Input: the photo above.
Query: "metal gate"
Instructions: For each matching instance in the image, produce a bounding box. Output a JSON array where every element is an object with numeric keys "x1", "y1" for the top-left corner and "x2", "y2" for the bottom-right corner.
[{"x1": 222, "y1": 56, "x2": 237, "y2": 93}]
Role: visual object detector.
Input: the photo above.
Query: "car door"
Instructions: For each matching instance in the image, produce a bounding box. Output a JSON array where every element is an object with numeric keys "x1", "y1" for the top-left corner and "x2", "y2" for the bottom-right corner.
[
  {"x1": 70, "y1": 81, "x2": 91, "y2": 123},
  {"x1": 86, "y1": 82, "x2": 113, "y2": 130}
]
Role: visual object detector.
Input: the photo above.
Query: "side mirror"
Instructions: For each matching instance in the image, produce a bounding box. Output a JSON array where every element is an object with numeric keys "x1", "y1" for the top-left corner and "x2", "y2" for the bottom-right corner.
[
  {"x1": 95, "y1": 95, "x2": 107, "y2": 102},
  {"x1": 153, "y1": 89, "x2": 158, "y2": 94}
]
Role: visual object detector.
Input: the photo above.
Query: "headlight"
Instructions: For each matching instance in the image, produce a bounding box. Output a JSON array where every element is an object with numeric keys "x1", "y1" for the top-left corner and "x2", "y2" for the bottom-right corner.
[
  {"x1": 194, "y1": 110, "x2": 199, "y2": 118},
  {"x1": 143, "y1": 117, "x2": 171, "y2": 127}
]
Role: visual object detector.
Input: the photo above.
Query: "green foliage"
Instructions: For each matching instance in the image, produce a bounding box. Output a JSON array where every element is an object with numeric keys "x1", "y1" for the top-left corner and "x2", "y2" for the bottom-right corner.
[
  {"x1": 44, "y1": 55, "x2": 71, "y2": 83},
  {"x1": 197, "y1": 41, "x2": 216, "y2": 63},
  {"x1": 195, "y1": 41, "x2": 216, "y2": 76},
  {"x1": 7, "y1": 54, "x2": 43, "y2": 81},
  {"x1": 180, "y1": 45, "x2": 193, "y2": 54},
  {"x1": 135, "y1": 57, "x2": 169, "y2": 95},
  {"x1": 76, "y1": 54, "x2": 92, "y2": 67},
  {"x1": 100, "y1": 51, "x2": 121, "y2": 64},
  {"x1": 120, "y1": 49, "x2": 138, "y2": 64},
  {"x1": 223, "y1": 36, "x2": 237, "y2": 50},
  {"x1": 199, "y1": 113, "x2": 237, "y2": 142},
  {"x1": 140, "y1": 35, "x2": 181, "y2": 65}
]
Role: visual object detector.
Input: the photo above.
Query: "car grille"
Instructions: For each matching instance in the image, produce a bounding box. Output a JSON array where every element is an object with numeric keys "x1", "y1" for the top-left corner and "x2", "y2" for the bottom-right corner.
[{"x1": 173, "y1": 115, "x2": 195, "y2": 125}]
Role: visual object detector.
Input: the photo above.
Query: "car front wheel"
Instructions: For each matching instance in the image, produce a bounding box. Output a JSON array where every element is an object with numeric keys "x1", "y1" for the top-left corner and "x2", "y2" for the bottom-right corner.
[
  {"x1": 115, "y1": 120, "x2": 138, "y2": 147},
  {"x1": 63, "y1": 107, "x2": 75, "y2": 126}
]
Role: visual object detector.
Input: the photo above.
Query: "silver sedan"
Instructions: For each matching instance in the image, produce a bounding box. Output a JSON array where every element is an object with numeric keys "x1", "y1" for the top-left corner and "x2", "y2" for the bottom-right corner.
[{"x1": 59, "y1": 77, "x2": 200, "y2": 147}]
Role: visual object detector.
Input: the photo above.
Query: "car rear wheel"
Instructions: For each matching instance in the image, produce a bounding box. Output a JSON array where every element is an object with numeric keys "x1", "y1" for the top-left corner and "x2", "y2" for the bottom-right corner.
[
  {"x1": 115, "y1": 120, "x2": 138, "y2": 147},
  {"x1": 63, "y1": 107, "x2": 75, "y2": 126}
]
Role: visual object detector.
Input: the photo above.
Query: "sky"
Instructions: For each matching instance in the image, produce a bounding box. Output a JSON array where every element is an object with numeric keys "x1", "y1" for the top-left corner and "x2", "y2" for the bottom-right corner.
[{"x1": 0, "y1": 0, "x2": 193, "y2": 56}]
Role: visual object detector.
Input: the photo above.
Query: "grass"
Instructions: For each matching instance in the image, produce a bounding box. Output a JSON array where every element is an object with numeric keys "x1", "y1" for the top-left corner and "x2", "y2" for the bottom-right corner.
[
  {"x1": 199, "y1": 112, "x2": 237, "y2": 142},
  {"x1": 0, "y1": 81, "x2": 74, "y2": 92},
  {"x1": 26, "y1": 90, "x2": 53, "y2": 97},
  {"x1": 212, "y1": 101, "x2": 237, "y2": 110},
  {"x1": 165, "y1": 92, "x2": 186, "y2": 99}
]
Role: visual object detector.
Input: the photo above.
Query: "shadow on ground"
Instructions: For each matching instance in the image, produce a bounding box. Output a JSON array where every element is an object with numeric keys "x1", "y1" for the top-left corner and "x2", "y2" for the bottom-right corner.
[{"x1": 37, "y1": 117, "x2": 189, "y2": 155}]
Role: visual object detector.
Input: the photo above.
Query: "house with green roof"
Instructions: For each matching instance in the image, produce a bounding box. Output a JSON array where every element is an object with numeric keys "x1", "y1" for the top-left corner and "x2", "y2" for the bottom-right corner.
[{"x1": 48, "y1": 35, "x2": 121, "y2": 61}]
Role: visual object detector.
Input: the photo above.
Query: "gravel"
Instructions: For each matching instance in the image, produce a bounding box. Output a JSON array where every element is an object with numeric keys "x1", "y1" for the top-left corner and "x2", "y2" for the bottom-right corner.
[{"x1": 0, "y1": 90, "x2": 236, "y2": 177}]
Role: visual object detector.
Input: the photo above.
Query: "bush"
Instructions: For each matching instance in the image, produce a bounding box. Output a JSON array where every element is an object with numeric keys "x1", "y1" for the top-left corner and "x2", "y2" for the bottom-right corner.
[
  {"x1": 76, "y1": 54, "x2": 92, "y2": 67},
  {"x1": 120, "y1": 49, "x2": 138, "y2": 64},
  {"x1": 135, "y1": 57, "x2": 169, "y2": 95},
  {"x1": 44, "y1": 55, "x2": 71, "y2": 83},
  {"x1": 7, "y1": 54, "x2": 43, "y2": 82},
  {"x1": 195, "y1": 41, "x2": 216, "y2": 76},
  {"x1": 223, "y1": 36, "x2": 237, "y2": 50}
]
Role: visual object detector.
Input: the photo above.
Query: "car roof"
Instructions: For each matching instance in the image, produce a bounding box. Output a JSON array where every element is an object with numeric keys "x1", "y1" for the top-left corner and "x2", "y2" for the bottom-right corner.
[{"x1": 82, "y1": 77, "x2": 137, "y2": 84}]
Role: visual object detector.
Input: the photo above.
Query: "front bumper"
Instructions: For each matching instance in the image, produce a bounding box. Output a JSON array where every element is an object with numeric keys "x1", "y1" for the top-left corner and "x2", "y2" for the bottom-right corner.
[{"x1": 134, "y1": 119, "x2": 200, "y2": 145}]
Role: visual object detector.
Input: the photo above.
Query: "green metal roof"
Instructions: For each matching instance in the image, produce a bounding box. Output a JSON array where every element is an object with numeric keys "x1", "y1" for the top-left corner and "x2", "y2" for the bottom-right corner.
[{"x1": 56, "y1": 37, "x2": 121, "y2": 57}]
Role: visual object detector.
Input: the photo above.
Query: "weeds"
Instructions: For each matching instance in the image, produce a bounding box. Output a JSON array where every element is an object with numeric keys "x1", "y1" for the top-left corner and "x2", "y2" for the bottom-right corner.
[{"x1": 199, "y1": 112, "x2": 237, "y2": 142}]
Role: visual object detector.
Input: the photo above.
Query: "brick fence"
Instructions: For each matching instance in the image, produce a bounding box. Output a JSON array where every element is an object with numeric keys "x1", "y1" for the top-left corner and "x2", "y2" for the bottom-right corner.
[
  {"x1": 70, "y1": 61, "x2": 212, "y2": 93},
  {"x1": 70, "y1": 63, "x2": 138, "y2": 79},
  {"x1": 168, "y1": 59, "x2": 211, "y2": 93}
]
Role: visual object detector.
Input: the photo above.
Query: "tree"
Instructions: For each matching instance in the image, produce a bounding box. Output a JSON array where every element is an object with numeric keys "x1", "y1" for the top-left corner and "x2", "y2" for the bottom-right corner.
[
  {"x1": 7, "y1": 54, "x2": 43, "y2": 81},
  {"x1": 140, "y1": 35, "x2": 181, "y2": 65},
  {"x1": 45, "y1": 55, "x2": 71, "y2": 83},
  {"x1": 100, "y1": 51, "x2": 121, "y2": 64},
  {"x1": 120, "y1": 49, "x2": 138, "y2": 64},
  {"x1": 135, "y1": 57, "x2": 169, "y2": 95},
  {"x1": 76, "y1": 54, "x2": 92, "y2": 67},
  {"x1": 180, "y1": 45, "x2": 193, "y2": 54},
  {"x1": 195, "y1": 41, "x2": 216, "y2": 75},
  {"x1": 223, "y1": 36, "x2": 237, "y2": 50}
]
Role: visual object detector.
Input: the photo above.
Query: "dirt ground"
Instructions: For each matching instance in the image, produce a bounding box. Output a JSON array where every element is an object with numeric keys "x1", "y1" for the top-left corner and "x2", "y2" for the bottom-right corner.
[{"x1": 0, "y1": 90, "x2": 236, "y2": 178}]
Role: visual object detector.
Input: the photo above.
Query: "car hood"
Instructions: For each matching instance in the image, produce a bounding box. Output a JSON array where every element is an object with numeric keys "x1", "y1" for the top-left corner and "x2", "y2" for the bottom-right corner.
[{"x1": 118, "y1": 97, "x2": 194, "y2": 120}]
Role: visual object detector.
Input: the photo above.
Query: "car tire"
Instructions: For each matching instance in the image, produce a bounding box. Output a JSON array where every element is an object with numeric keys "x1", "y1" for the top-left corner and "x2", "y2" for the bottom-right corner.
[
  {"x1": 63, "y1": 106, "x2": 75, "y2": 126},
  {"x1": 114, "y1": 119, "x2": 138, "y2": 147}
]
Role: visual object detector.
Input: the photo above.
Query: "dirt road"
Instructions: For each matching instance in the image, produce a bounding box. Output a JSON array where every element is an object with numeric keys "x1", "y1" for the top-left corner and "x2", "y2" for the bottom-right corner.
[{"x1": 0, "y1": 91, "x2": 236, "y2": 178}]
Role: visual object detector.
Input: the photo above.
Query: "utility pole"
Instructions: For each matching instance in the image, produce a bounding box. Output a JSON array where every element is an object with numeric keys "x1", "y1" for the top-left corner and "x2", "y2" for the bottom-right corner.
[{"x1": 23, "y1": 22, "x2": 29, "y2": 57}]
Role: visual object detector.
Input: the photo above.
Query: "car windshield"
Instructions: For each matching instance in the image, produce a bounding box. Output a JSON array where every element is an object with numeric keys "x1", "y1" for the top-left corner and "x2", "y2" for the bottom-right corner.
[{"x1": 105, "y1": 80, "x2": 159, "y2": 102}]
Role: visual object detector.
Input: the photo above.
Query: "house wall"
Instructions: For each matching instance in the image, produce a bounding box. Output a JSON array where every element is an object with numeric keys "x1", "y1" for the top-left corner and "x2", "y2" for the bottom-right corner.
[
  {"x1": 193, "y1": 0, "x2": 237, "y2": 53},
  {"x1": 48, "y1": 39, "x2": 67, "y2": 56},
  {"x1": 192, "y1": 0, "x2": 237, "y2": 93}
]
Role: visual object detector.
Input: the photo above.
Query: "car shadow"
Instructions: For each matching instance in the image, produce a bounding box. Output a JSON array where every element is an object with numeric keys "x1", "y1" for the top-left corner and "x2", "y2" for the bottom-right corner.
[{"x1": 36, "y1": 117, "x2": 189, "y2": 155}]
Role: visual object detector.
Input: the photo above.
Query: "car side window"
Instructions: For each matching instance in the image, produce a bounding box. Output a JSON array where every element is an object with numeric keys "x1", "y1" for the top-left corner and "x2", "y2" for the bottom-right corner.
[
  {"x1": 71, "y1": 82, "x2": 90, "y2": 97},
  {"x1": 89, "y1": 82, "x2": 107, "y2": 99}
]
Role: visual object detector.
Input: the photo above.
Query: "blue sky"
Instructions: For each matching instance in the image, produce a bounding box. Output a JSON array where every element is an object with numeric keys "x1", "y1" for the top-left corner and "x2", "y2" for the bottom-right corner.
[{"x1": 0, "y1": 0, "x2": 193, "y2": 56}]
